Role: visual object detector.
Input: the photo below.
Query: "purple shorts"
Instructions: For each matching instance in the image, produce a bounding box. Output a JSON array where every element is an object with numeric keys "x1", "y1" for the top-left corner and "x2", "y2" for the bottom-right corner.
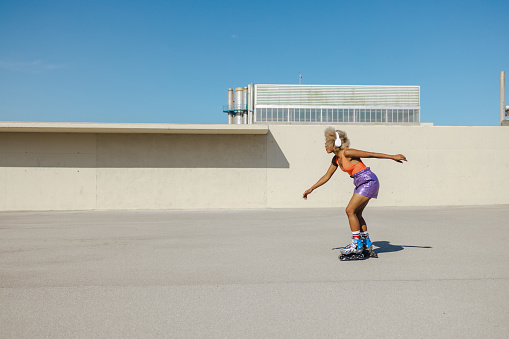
[{"x1": 351, "y1": 167, "x2": 379, "y2": 199}]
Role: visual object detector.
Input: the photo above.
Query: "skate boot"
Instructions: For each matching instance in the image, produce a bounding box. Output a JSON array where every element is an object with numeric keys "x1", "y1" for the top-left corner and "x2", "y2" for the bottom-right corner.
[
  {"x1": 338, "y1": 237, "x2": 364, "y2": 261},
  {"x1": 361, "y1": 234, "x2": 378, "y2": 258}
]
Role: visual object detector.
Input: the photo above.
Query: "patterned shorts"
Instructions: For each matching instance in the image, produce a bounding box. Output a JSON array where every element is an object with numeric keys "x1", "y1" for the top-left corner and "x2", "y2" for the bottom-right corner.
[{"x1": 351, "y1": 167, "x2": 380, "y2": 199}]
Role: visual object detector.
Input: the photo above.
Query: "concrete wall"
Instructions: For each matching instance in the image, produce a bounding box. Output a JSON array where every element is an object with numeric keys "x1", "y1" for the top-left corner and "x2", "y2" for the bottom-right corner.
[
  {"x1": 1, "y1": 124, "x2": 508, "y2": 211},
  {"x1": 270, "y1": 125, "x2": 509, "y2": 208}
]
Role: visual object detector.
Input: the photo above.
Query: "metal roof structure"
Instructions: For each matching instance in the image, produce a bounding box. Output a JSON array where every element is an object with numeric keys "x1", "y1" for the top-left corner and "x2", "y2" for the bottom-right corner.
[{"x1": 253, "y1": 84, "x2": 420, "y2": 124}]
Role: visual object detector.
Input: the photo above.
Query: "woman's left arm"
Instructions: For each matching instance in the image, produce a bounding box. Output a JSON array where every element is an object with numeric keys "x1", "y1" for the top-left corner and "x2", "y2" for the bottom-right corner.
[{"x1": 345, "y1": 149, "x2": 407, "y2": 163}]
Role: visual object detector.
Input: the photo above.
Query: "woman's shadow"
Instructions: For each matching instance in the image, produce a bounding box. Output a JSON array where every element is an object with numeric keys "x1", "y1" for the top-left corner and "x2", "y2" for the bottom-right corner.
[{"x1": 373, "y1": 241, "x2": 432, "y2": 254}]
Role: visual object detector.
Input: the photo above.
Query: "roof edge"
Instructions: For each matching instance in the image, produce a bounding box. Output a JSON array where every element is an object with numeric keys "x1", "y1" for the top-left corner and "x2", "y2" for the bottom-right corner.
[{"x1": 0, "y1": 122, "x2": 269, "y2": 135}]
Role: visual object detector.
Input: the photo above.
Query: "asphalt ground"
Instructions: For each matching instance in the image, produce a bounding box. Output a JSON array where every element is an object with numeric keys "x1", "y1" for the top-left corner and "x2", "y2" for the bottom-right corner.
[{"x1": 1, "y1": 206, "x2": 508, "y2": 338}]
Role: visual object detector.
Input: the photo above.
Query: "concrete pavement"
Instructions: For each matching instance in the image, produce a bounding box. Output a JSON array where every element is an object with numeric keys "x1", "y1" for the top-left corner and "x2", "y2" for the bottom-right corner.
[{"x1": 1, "y1": 206, "x2": 508, "y2": 338}]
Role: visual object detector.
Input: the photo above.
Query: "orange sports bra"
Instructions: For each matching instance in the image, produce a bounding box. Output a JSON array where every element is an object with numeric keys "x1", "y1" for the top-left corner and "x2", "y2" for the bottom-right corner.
[{"x1": 333, "y1": 152, "x2": 367, "y2": 176}]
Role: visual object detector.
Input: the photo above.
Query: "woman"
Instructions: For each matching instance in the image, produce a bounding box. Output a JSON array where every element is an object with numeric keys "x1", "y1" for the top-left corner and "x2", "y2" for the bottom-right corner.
[{"x1": 303, "y1": 127, "x2": 407, "y2": 257}]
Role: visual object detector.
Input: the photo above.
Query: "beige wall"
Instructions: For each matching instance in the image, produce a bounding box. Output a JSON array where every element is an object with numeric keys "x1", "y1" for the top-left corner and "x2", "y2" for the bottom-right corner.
[
  {"x1": 269, "y1": 125, "x2": 509, "y2": 208},
  {"x1": 1, "y1": 124, "x2": 508, "y2": 211}
]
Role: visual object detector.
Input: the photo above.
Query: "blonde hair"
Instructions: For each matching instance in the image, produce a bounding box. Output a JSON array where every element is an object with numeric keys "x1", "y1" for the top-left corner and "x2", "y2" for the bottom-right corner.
[{"x1": 324, "y1": 127, "x2": 350, "y2": 151}]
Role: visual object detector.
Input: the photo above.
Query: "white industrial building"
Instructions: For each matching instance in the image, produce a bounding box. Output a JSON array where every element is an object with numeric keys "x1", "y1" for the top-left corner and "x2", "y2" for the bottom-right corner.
[{"x1": 224, "y1": 84, "x2": 420, "y2": 124}]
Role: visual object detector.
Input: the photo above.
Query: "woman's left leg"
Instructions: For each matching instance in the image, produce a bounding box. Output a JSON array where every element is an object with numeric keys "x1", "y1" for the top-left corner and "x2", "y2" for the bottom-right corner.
[
  {"x1": 355, "y1": 199, "x2": 374, "y2": 251},
  {"x1": 345, "y1": 193, "x2": 371, "y2": 232},
  {"x1": 356, "y1": 199, "x2": 370, "y2": 232},
  {"x1": 340, "y1": 193, "x2": 371, "y2": 255}
]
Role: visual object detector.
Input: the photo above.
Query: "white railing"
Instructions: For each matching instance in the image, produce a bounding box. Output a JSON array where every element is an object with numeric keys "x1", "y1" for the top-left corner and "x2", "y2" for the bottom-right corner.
[{"x1": 254, "y1": 107, "x2": 420, "y2": 124}]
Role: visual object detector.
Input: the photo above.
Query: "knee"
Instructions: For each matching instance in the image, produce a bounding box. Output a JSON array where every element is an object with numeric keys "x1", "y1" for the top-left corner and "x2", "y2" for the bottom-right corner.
[{"x1": 345, "y1": 206, "x2": 356, "y2": 216}]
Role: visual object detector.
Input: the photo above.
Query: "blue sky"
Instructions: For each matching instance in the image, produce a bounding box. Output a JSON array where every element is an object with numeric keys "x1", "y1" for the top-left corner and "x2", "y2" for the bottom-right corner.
[{"x1": 1, "y1": 0, "x2": 508, "y2": 126}]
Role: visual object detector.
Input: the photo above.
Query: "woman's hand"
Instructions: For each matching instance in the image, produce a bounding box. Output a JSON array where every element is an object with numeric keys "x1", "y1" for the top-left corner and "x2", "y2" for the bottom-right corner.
[
  {"x1": 392, "y1": 154, "x2": 407, "y2": 163},
  {"x1": 303, "y1": 188, "x2": 313, "y2": 200}
]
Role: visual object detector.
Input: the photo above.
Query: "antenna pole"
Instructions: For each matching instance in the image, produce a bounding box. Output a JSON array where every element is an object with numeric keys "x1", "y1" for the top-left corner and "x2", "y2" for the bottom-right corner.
[{"x1": 501, "y1": 71, "x2": 506, "y2": 124}]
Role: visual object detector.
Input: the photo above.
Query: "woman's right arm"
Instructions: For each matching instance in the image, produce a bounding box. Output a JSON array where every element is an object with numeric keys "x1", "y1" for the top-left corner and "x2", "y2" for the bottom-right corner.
[{"x1": 303, "y1": 163, "x2": 337, "y2": 200}]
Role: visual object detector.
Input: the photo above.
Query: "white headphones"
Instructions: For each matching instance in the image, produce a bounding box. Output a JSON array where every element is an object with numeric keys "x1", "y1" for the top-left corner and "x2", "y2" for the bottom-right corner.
[{"x1": 335, "y1": 132, "x2": 342, "y2": 147}]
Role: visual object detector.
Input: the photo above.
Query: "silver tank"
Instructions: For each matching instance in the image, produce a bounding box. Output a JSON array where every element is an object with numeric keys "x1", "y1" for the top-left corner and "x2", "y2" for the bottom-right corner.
[
  {"x1": 228, "y1": 88, "x2": 234, "y2": 110},
  {"x1": 234, "y1": 87, "x2": 244, "y2": 110},
  {"x1": 228, "y1": 88, "x2": 234, "y2": 124},
  {"x1": 234, "y1": 87, "x2": 244, "y2": 124}
]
